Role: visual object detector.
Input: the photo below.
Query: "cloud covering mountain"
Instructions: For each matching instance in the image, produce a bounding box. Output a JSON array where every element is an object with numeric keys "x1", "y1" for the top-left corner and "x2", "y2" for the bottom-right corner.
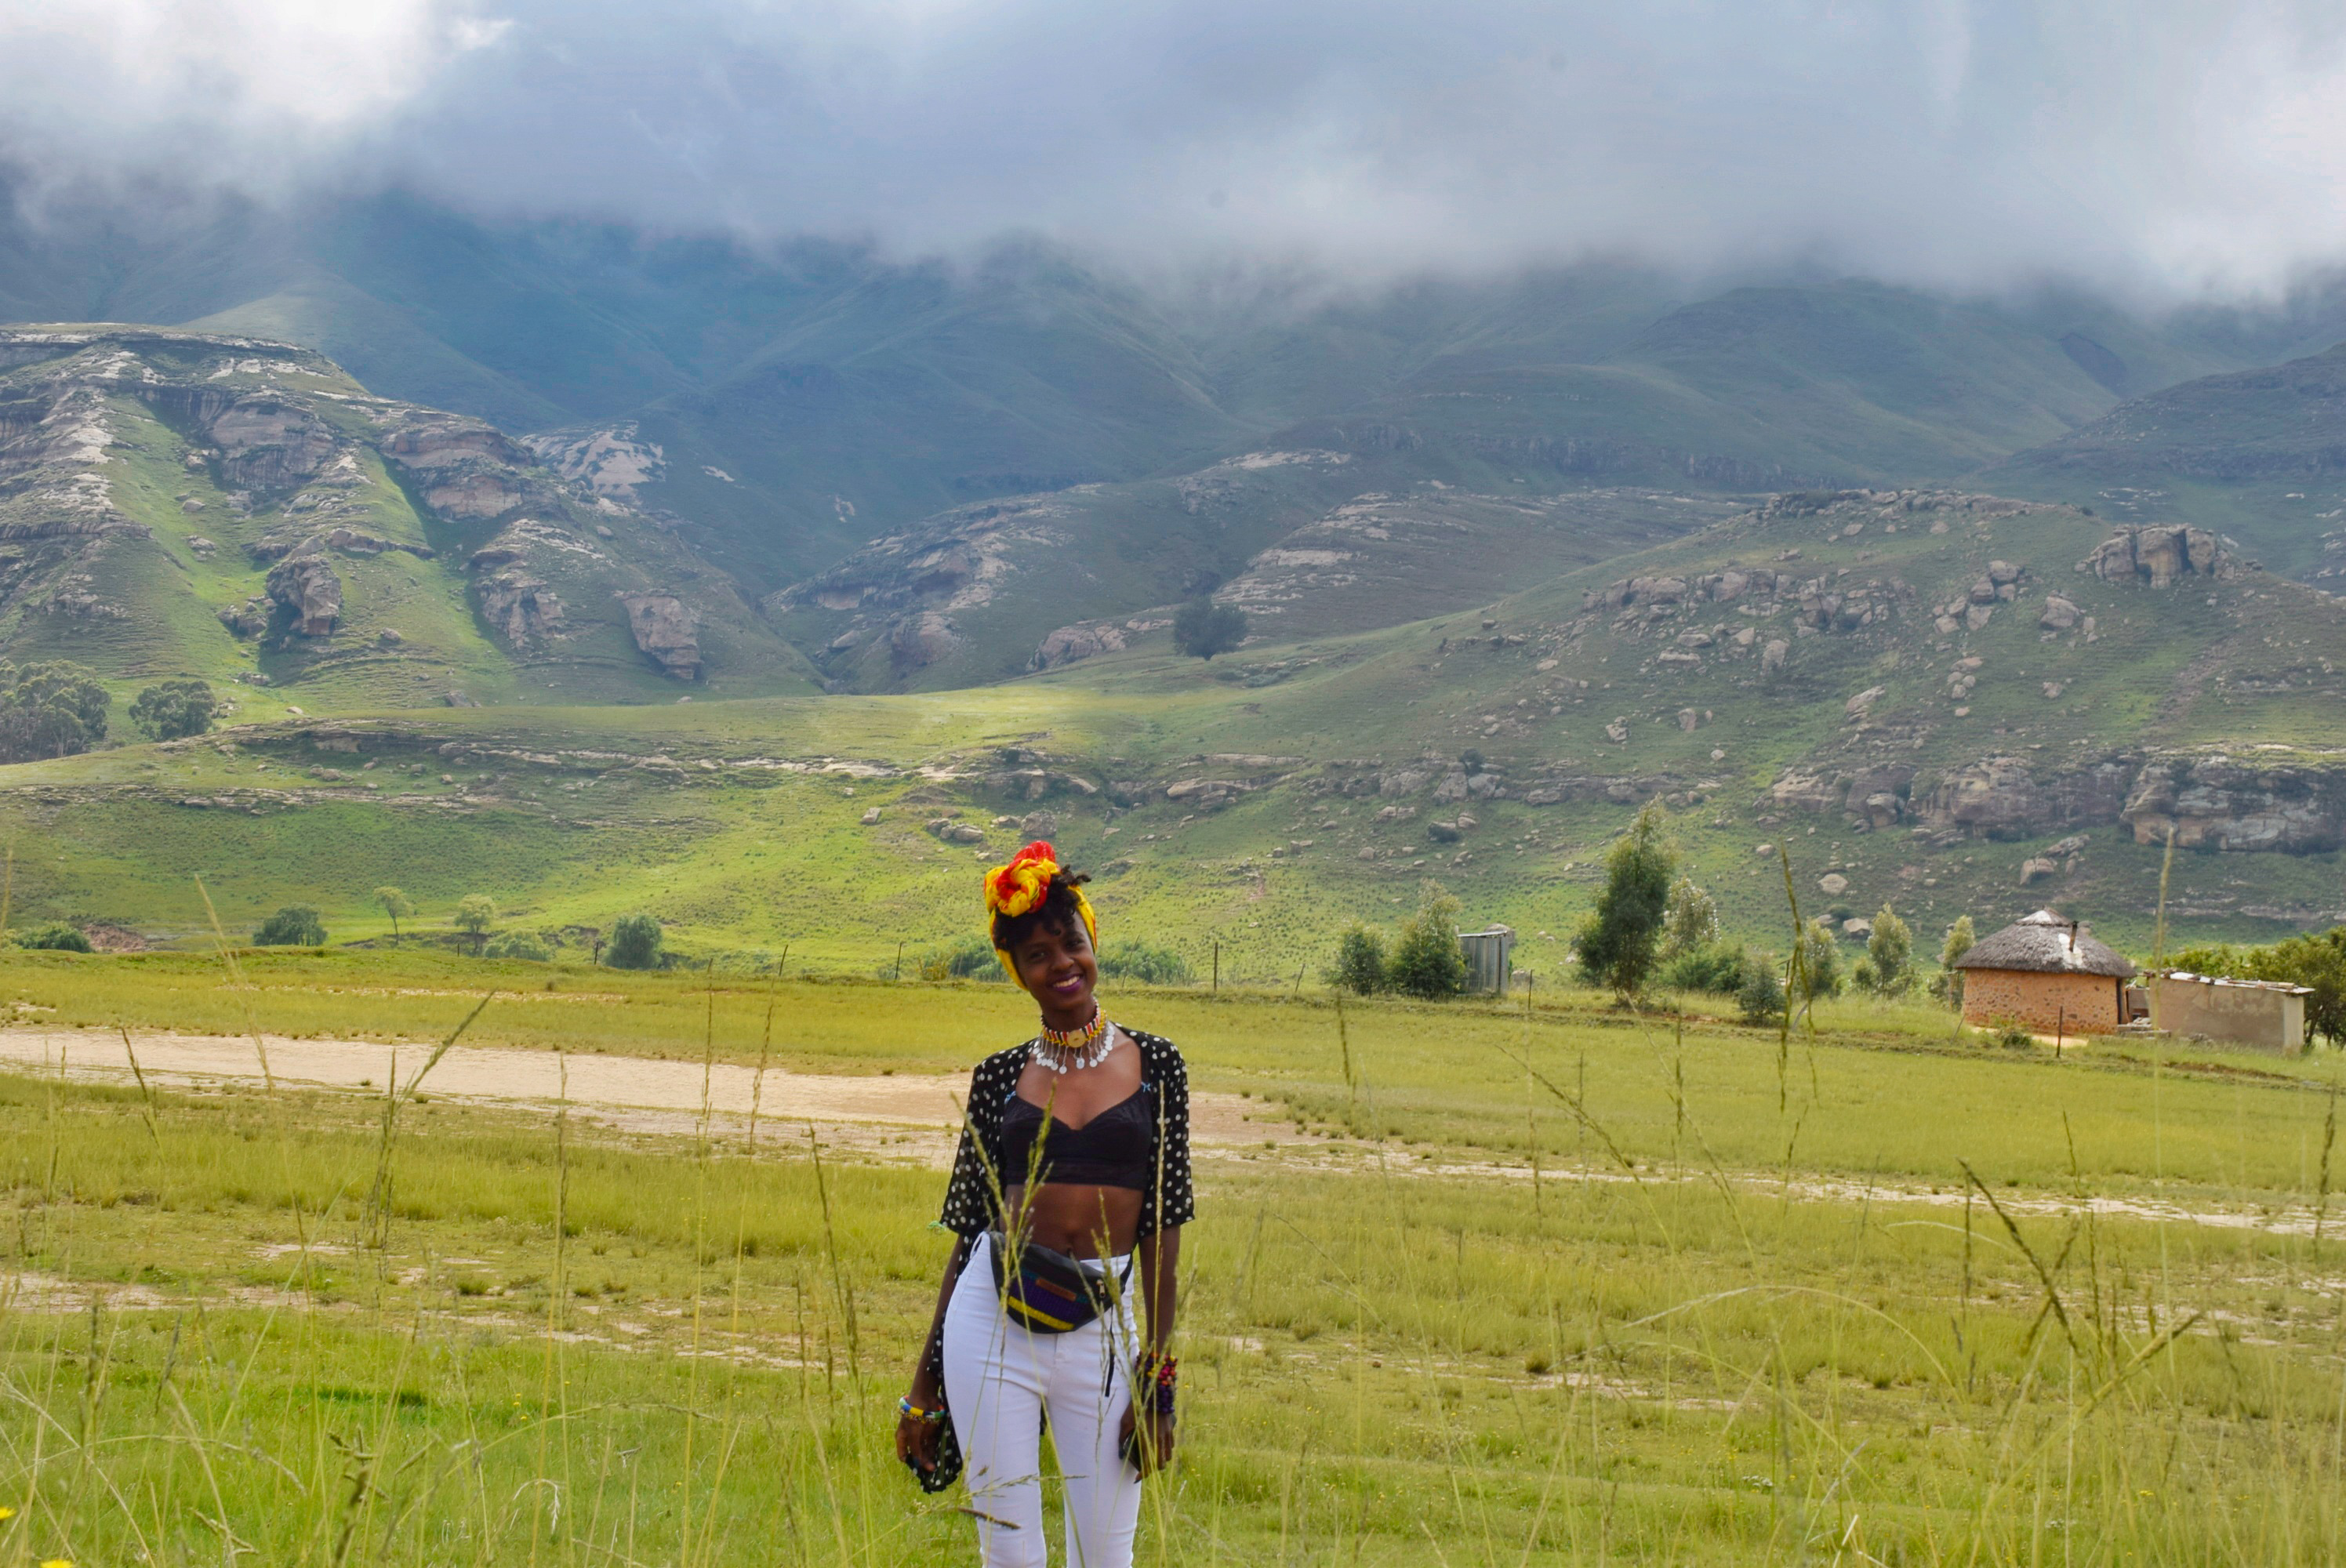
[{"x1": 8, "y1": 0, "x2": 2346, "y2": 299}]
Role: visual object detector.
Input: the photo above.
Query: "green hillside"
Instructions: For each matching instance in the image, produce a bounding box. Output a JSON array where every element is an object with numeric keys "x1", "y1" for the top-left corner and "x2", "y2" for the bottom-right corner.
[
  {"x1": 0, "y1": 325, "x2": 815, "y2": 716},
  {"x1": 2, "y1": 488, "x2": 2336, "y2": 971}
]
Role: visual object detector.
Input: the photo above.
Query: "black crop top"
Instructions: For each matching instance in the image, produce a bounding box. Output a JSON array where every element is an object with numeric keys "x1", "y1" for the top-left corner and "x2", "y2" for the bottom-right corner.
[
  {"x1": 939, "y1": 1028, "x2": 1196, "y2": 1241},
  {"x1": 1000, "y1": 1087, "x2": 1154, "y2": 1191}
]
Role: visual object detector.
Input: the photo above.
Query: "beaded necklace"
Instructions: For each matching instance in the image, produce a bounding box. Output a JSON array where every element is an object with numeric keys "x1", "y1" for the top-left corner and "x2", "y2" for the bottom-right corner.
[{"x1": 1032, "y1": 1009, "x2": 1114, "y2": 1073}]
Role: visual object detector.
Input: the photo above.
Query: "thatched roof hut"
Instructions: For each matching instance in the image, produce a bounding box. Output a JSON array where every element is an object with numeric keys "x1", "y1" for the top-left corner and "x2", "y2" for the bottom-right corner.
[
  {"x1": 1952, "y1": 910, "x2": 2136, "y2": 1033},
  {"x1": 1952, "y1": 910, "x2": 2136, "y2": 978}
]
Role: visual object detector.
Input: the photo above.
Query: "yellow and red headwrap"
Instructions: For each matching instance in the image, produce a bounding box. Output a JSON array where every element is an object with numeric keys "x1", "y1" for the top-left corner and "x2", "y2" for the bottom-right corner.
[{"x1": 984, "y1": 840, "x2": 1097, "y2": 978}]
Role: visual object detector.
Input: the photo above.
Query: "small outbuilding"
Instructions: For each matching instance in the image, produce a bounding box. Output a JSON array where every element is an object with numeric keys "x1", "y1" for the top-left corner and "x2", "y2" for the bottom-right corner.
[
  {"x1": 2151, "y1": 972, "x2": 2312, "y2": 1054},
  {"x1": 1952, "y1": 909, "x2": 2136, "y2": 1034},
  {"x1": 1459, "y1": 926, "x2": 1516, "y2": 994}
]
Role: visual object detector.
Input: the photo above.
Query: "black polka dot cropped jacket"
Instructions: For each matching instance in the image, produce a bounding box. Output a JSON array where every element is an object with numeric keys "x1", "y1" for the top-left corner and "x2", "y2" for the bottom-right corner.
[{"x1": 938, "y1": 1028, "x2": 1196, "y2": 1241}]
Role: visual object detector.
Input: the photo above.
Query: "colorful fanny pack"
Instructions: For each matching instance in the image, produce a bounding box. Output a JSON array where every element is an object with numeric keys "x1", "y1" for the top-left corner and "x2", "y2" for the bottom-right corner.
[{"x1": 987, "y1": 1232, "x2": 1131, "y2": 1334}]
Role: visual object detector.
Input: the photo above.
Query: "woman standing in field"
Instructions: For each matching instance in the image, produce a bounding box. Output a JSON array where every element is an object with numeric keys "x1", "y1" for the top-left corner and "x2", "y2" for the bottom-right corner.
[{"x1": 897, "y1": 841, "x2": 1193, "y2": 1568}]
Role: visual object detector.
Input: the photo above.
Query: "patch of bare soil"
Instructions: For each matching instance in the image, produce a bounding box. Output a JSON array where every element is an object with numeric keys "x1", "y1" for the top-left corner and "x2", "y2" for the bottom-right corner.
[{"x1": 0, "y1": 1027, "x2": 1309, "y2": 1166}]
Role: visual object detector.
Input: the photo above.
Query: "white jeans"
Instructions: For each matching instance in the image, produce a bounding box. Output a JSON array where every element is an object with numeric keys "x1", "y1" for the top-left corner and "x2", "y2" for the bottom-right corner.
[{"x1": 942, "y1": 1234, "x2": 1142, "y2": 1567}]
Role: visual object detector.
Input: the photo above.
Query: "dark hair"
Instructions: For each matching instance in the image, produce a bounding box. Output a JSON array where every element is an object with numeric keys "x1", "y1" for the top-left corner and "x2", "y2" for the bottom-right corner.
[{"x1": 991, "y1": 869, "x2": 1091, "y2": 959}]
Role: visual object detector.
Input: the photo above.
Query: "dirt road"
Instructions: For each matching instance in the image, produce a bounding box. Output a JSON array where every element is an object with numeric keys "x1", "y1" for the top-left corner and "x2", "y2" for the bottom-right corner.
[{"x1": 0, "y1": 1025, "x2": 1302, "y2": 1160}]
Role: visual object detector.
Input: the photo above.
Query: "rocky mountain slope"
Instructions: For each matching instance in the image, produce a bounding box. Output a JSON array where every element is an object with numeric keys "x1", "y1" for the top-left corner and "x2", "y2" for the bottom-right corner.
[
  {"x1": 767, "y1": 442, "x2": 1743, "y2": 691},
  {"x1": 0, "y1": 326, "x2": 814, "y2": 712},
  {"x1": 1988, "y1": 339, "x2": 2346, "y2": 584},
  {"x1": 2, "y1": 485, "x2": 2336, "y2": 961},
  {"x1": 15, "y1": 188, "x2": 2344, "y2": 594}
]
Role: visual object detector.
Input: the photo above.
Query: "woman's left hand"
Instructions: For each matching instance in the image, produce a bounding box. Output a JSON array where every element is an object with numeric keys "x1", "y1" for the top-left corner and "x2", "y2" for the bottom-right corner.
[{"x1": 1119, "y1": 1403, "x2": 1176, "y2": 1477}]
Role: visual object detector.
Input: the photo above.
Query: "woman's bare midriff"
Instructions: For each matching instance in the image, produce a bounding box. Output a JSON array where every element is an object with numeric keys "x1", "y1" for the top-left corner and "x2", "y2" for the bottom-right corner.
[{"x1": 1003, "y1": 1182, "x2": 1143, "y2": 1258}]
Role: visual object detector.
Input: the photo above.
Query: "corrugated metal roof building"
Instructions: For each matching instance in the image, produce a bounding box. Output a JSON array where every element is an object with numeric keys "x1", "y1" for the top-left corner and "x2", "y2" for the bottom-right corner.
[{"x1": 2152, "y1": 971, "x2": 2313, "y2": 1054}]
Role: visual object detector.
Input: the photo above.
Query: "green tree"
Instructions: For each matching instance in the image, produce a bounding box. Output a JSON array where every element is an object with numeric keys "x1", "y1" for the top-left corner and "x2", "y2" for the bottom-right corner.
[
  {"x1": 1327, "y1": 924, "x2": 1389, "y2": 996},
  {"x1": 454, "y1": 895, "x2": 497, "y2": 955},
  {"x1": 1386, "y1": 884, "x2": 1466, "y2": 1000},
  {"x1": 1865, "y1": 905, "x2": 1914, "y2": 995},
  {"x1": 1660, "y1": 875, "x2": 1720, "y2": 960},
  {"x1": 1171, "y1": 599, "x2": 1249, "y2": 660},
  {"x1": 606, "y1": 912, "x2": 665, "y2": 971},
  {"x1": 253, "y1": 906, "x2": 326, "y2": 947},
  {"x1": 1931, "y1": 916, "x2": 1977, "y2": 1007},
  {"x1": 127, "y1": 680, "x2": 220, "y2": 740},
  {"x1": 374, "y1": 886, "x2": 414, "y2": 942},
  {"x1": 15, "y1": 923, "x2": 91, "y2": 953},
  {"x1": 1792, "y1": 916, "x2": 1843, "y2": 1005},
  {"x1": 1576, "y1": 802, "x2": 1678, "y2": 998},
  {"x1": 0, "y1": 661, "x2": 109, "y2": 763}
]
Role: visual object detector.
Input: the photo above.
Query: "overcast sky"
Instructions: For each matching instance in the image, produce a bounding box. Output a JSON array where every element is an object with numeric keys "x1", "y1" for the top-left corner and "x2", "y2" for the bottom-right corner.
[{"x1": 5, "y1": 0, "x2": 2346, "y2": 300}]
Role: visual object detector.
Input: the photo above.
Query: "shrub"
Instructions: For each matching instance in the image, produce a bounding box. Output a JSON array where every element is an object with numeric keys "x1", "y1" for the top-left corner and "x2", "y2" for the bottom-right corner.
[
  {"x1": 606, "y1": 913, "x2": 664, "y2": 970},
  {"x1": 1658, "y1": 942, "x2": 1754, "y2": 995},
  {"x1": 1738, "y1": 960, "x2": 1786, "y2": 1024},
  {"x1": 1326, "y1": 925, "x2": 1389, "y2": 996},
  {"x1": 1098, "y1": 940, "x2": 1193, "y2": 985},
  {"x1": 14, "y1": 923, "x2": 90, "y2": 953},
  {"x1": 1171, "y1": 599, "x2": 1248, "y2": 660},
  {"x1": 918, "y1": 934, "x2": 1004, "y2": 982},
  {"x1": 1576, "y1": 802, "x2": 1677, "y2": 997},
  {"x1": 1387, "y1": 884, "x2": 1466, "y2": 1000},
  {"x1": 485, "y1": 931, "x2": 552, "y2": 962},
  {"x1": 253, "y1": 906, "x2": 326, "y2": 947},
  {"x1": 128, "y1": 679, "x2": 220, "y2": 740}
]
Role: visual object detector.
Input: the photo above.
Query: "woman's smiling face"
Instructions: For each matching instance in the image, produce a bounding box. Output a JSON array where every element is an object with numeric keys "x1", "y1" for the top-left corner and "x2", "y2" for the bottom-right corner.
[{"x1": 1011, "y1": 914, "x2": 1099, "y2": 1024}]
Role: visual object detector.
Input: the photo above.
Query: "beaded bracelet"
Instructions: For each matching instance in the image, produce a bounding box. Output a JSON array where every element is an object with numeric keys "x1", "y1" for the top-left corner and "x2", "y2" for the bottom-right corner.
[{"x1": 899, "y1": 1396, "x2": 948, "y2": 1425}]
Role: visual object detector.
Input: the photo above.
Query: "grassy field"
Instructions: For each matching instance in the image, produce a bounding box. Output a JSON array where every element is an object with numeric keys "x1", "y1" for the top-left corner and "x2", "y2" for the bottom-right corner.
[{"x1": 1, "y1": 953, "x2": 2344, "y2": 1563}]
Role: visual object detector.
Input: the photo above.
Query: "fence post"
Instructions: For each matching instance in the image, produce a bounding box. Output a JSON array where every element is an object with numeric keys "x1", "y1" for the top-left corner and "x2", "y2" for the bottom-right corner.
[
  {"x1": 895, "y1": 940, "x2": 904, "y2": 982},
  {"x1": 1212, "y1": 941, "x2": 1220, "y2": 994}
]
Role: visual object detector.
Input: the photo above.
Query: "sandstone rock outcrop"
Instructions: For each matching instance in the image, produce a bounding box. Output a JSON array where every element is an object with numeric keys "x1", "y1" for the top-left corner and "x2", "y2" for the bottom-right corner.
[
  {"x1": 264, "y1": 546, "x2": 343, "y2": 637},
  {"x1": 889, "y1": 611, "x2": 961, "y2": 673},
  {"x1": 209, "y1": 397, "x2": 336, "y2": 491},
  {"x1": 1917, "y1": 756, "x2": 2135, "y2": 840},
  {"x1": 478, "y1": 572, "x2": 566, "y2": 644},
  {"x1": 2039, "y1": 594, "x2": 2081, "y2": 630},
  {"x1": 517, "y1": 425, "x2": 666, "y2": 499},
  {"x1": 385, "y1": 416, "x2": 539, "y2": 519},
  {"x1": 2079, "y1": 525, "x2": 2226, "y2": 587},
  {"x1": 2121, "y1": 755, "x2": 2346, "y2": 852},
  {"x1": 1030, "y1": 619, "x2": 1132, "y2": 670},
  {"x1": 617, "y1": 593, "x2": 701, "y2": 678}
]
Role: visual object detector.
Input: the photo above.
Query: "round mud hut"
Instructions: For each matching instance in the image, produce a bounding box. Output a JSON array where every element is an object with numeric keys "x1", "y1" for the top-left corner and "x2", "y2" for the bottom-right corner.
[{"x1": 1952, "y1": 909, "x2": 2136, "y2": 1033}]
